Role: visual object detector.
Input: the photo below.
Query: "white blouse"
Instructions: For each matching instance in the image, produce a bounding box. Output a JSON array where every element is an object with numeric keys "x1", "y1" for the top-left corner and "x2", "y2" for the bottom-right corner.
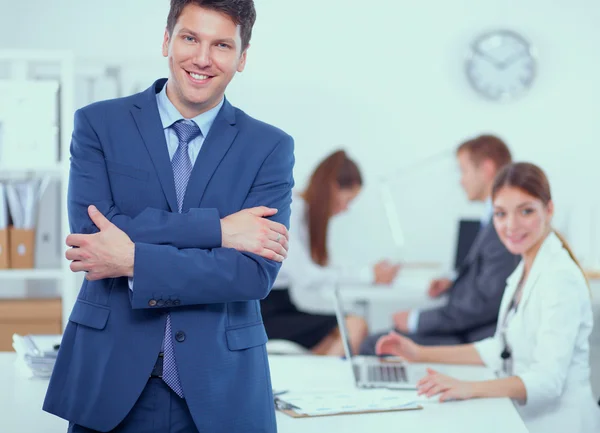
[
  {"x1": 474, "y1": 232, "x2": 600, "y2": 433},
  {"x1": 273, "y1": 196, "x2": 373, "y2": 311}
]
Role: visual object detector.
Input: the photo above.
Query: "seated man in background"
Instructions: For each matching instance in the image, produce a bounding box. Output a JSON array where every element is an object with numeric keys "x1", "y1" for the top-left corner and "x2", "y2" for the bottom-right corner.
[{"x1": 361, "y1": 134, "x2": 520, "y2": 354}]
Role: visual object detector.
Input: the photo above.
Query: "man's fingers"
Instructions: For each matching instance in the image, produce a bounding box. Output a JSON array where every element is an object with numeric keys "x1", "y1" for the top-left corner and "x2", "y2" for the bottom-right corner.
[
  {"x1": 264, "y1": 240, "x2": 287, "y2": 259},
  {"x1": 248, "y1": 206, "x2": 278, "y2": 217},
  {"x1": 266, "y1": 220, "x2": 288, "y2": 238},
  {"x1": 269, "y1": 230, "x2": 289, "y2": 251},
  {"x1": 258, "y1": 247, "x2": 284, "y2": 263},
  {"x1": 88, "y1": 205, "x2": 112, "y2": 231},
  {"x1": 66, "y1": 234, "x2": 86, "y2": 247},
  {"x1": 65, "y1": 248, "x2": 85, "y2": 261},
  {"x1": 69, "y1": 260, "x2": 87, "y2": 273}
]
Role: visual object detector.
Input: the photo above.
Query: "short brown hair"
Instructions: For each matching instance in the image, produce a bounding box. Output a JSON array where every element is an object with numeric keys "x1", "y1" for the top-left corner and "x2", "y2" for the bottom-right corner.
[
  {"x1": 166, "y1": 0, "x2": 256, "y2": 52},
  {"x1": 457, "y1": 135, "x2": 512, "y2": 171}
]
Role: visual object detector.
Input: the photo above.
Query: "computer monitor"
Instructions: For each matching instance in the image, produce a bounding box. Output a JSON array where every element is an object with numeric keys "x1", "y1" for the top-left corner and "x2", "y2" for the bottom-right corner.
[{"x1": 454, "y1": 219, "x2": 481, "y2": 270}]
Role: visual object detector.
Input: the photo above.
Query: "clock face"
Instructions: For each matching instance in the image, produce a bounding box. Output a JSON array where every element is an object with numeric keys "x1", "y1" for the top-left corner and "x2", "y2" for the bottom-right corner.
[{"x1": 465, "y1": 30, "x2": 536, "y2": 101}]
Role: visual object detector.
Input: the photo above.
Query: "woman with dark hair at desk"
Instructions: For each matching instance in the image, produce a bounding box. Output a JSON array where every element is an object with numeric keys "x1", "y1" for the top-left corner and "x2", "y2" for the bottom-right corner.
[
  {"x1": 262, "y1": 150, "x2": 400, "y2": 356},
  {"x1": 375, "y1": 162, "x2": 599, "y2": 433}
]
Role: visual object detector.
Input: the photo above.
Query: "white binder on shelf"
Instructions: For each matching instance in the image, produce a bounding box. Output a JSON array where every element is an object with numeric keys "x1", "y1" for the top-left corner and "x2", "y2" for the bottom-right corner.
[
  {"x1": 34, "y1": 177, "x2": 62, "y2": 269},
  {"x1": 0, "y1": 79, "x2": 60, "y2": 169}
]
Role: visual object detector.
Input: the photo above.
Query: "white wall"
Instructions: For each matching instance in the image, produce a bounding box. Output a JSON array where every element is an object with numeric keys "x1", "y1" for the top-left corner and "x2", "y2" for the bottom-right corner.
[{"x1": 2, "y1": 0, "x2": 600, "y2": 270}]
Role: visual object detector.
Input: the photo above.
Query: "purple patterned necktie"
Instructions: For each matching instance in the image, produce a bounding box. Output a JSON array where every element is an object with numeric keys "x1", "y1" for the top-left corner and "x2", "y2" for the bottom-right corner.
[{"x1": 163, "y1": 120, "x2": 202, "y2": 398}]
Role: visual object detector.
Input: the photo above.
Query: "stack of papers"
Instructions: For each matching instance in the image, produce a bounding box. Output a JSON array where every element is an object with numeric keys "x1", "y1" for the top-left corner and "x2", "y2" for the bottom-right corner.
[
  {"x1": 12, "y1": 334, "x2": 61, "y2": 378},
  {"x1": 275, "y1": 389, "x2": 419, "y2": 416}
]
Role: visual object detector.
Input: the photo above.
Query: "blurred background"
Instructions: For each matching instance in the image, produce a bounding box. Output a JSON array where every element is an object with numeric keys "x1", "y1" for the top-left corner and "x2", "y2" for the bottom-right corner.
[{"x1": 0, "y1": 0, "x2": 598, "y2": 396}]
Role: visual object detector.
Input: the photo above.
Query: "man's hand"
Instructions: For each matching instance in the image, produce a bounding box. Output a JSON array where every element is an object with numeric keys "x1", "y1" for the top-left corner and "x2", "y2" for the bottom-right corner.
[
  {"x1": 374, "y1": 260, "x2": 401, "y2": 284},
  {"x1": 393, "y1": 310, "x2": 410, "y2": 332},
  {"x1": 65, "y1": 205, "x2": 135, "y2": 280},
  {"x1": 427, "y1": 278, "x2": 452, "y2": 298},
  {"x1": 220, "y1": 207, "x2": 289, "y2": 262}
]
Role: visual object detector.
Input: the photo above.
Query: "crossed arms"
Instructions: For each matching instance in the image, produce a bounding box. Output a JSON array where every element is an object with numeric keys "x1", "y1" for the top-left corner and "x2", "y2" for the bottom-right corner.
[{"x1": 64, "y1": 108, "x2": 294, "y2": 308}]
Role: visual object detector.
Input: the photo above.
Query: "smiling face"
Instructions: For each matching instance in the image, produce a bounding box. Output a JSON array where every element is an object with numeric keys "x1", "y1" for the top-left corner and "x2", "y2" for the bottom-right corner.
[
  {"x1": 492, "y1": 185, "x2": 553, "y2": 257},
  {"x1": 162, "y1": 4, "x2": 247, "y2": 118}
]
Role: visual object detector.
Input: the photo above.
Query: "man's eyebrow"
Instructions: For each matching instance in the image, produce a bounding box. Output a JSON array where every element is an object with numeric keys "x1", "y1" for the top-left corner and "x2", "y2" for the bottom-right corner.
[{"x1": 177, "y1": 29, "x2": 237, "y2": 46}]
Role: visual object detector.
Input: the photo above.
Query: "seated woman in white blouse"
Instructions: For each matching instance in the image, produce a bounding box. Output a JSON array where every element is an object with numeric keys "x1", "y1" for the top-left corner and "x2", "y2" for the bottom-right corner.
[
  {"x1": 262, "y1": 150, "x2": 401, "y2": 356},
  {"x1": 375, "y1": 162, "x2": 599, "y2": 433}
]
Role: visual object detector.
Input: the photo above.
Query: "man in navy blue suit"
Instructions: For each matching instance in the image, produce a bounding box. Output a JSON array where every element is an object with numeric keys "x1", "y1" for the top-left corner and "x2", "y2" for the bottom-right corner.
[{"x1": 43, "y1": 1, "x2": 294, "y2": 432}]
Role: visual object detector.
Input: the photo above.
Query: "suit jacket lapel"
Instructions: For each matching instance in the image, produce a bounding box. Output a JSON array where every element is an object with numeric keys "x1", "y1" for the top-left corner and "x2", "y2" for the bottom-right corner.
[
  {"x1": 183, "y1": 99, "x2": 239, "y2": 211},
  {"x1": 131, "y1": 79, "x2": 178, "y2": 213}
]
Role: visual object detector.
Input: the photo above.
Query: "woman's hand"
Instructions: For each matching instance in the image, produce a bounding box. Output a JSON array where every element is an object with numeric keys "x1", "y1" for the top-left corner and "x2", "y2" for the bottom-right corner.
[
  {"x1": 374, "y1": 260, "x2": 401, "y2": 284},
  {"x1": 417, "y1": 368, "x2": 476, "y2": 402},
  {"x1": 375, "y1": 331, "x2": 421, "y2": 361}
]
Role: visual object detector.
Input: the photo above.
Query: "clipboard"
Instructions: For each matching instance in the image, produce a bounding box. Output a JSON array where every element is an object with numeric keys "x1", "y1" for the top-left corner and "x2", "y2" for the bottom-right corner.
[
  {"x1": 277, "y1": 404, "x2": 423, "y2": 418},
  {"x1": 274, "y1": 390, "x2": 423, "y2": 418}
]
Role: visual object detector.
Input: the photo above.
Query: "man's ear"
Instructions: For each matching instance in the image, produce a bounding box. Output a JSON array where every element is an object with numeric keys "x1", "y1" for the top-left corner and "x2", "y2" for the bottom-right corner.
[
  {"x1": 481, "y1": 159, "x2": 497, "y2": 180},
  {"x1": 237, "y1": 47, "x2": 249, "y2": 73},
  {"x1": 162, "y1": 29, "x2": 170, "y2": 57}
]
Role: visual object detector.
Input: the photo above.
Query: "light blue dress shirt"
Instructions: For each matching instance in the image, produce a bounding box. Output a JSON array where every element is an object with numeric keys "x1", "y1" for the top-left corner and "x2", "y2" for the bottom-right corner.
[
  {"x1": 406, "y1": 195, "x2": 494, "y2": 333},
  {"x1": 156, "y1": 81, "x2": 224, "y2": 164},
  {"x1": 128, "y1": 82, "x2": 224, "y2": 291},
  {"x1": 480, "y1": 196, "x2": 493, "y2": 227}
]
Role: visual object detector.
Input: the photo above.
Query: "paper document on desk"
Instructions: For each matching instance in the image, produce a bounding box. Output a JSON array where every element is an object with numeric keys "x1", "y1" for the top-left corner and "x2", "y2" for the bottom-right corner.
[
  {"x1": 276, "y1": 389, "x2": 419, "y2": 416},
  {"x1": 12, "y1": 334, "x2": 62, "y2": 379}
]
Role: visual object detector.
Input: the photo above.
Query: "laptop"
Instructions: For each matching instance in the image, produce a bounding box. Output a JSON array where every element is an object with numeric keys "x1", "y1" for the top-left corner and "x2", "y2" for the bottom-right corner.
[{"x1": 333, "y1": 287, "x2": 428, "y2": 390}]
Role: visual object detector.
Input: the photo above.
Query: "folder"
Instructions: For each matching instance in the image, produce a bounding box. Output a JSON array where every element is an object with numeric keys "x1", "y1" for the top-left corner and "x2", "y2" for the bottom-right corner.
[
  {"x1": 274, "y1": 390, "x2": 423, "y2": 418},
  {"x1": 9, "y1": 227, "x2": 35, "y2": 269},
  {"x1": 0, "y1": 228, "x2": 8, "y2": 269},
  {"x1": 34, "y1": 178, "x2": 62, "y2": 269},
  {"x1": 5, "y1": 180, "x2": 40, "y2": 269},
  {"x1": 0, "y1": 183, "x2": 8, "y2": 269},
  {"x1": 277, "y1": 404, "x2": 423, "y2": 418}
]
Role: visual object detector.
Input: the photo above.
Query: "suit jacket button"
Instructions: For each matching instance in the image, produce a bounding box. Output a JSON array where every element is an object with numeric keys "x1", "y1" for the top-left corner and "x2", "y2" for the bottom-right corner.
[
  {"x1": 175, "y1": 331, "x2": 186, "y2": 342},
  {"x1": 164, "y1": 300, "x2": 172, "y2": 307},
  {"x1": 148, "y1": 299, "x2": 157, "y2": 307},
  {"x1": 173, "y1": 300, "x2": 181, "y2": 306},
  {"x1": 156, "y1": 299, "x2": 165, "y2": 307}
]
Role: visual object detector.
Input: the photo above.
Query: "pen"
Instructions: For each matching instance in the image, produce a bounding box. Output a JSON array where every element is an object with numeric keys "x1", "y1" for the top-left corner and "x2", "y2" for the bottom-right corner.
[{"x1": 274, "y1": 397, "x2": 301, "y2": 411}]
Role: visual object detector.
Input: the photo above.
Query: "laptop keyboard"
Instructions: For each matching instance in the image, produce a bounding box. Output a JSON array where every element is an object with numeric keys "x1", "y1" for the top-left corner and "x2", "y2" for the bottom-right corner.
[{"x1": 367, "y1": 363, "x2": 408, "y2": 383}]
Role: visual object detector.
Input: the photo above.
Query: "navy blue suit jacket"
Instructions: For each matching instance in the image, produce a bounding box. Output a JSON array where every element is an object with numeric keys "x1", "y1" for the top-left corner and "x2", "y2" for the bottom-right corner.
[{"x1": 43, "y1": 79, "x2": 295, "y2": 432}]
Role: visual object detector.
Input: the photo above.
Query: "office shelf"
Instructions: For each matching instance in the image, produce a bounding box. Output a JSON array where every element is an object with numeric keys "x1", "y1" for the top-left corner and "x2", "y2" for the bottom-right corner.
[
  {"x1": 0, "y1": 164, "x2": 64, "y2": 177},
  {"x1": 0, "y1": 269, "x2": 64, "y2": 280}
]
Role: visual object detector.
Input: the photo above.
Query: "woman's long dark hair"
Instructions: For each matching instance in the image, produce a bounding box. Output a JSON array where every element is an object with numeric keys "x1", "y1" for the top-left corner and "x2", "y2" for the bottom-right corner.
[{"x1": 303, "y1": 150, "x2": 362, "y2": 266}]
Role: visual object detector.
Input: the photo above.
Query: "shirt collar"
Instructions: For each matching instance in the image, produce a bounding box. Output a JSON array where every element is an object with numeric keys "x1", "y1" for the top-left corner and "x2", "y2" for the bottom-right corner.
[
  {"x1": 481, "y1": 196, "x2": 493, "y2": 226},
  {"x1": 156, "y1": 81, "x2": 224, "y2": 137}
]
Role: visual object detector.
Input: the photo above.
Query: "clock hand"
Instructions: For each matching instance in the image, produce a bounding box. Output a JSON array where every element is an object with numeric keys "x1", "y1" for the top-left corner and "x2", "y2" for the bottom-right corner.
[
  {"x1": 499, "y1": 50, "x2": 527, "y2": 69},
  {"x1": 473, "y1": 46, "x2": 503, "y2": 68}
]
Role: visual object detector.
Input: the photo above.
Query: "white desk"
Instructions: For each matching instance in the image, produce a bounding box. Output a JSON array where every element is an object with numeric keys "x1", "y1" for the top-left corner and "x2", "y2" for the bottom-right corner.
[
  {"x1": 1, "y1": 352, "x2": 528, "y2": 433},
  {"x1": 270, "y1": 355, "x2": 528, "y2": 433}
]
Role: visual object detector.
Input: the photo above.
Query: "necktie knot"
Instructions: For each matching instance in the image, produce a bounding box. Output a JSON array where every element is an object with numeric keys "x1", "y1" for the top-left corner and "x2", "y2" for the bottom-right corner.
[{"x1": 171, "y1": 120, "x2": 202, "y2": 145}]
